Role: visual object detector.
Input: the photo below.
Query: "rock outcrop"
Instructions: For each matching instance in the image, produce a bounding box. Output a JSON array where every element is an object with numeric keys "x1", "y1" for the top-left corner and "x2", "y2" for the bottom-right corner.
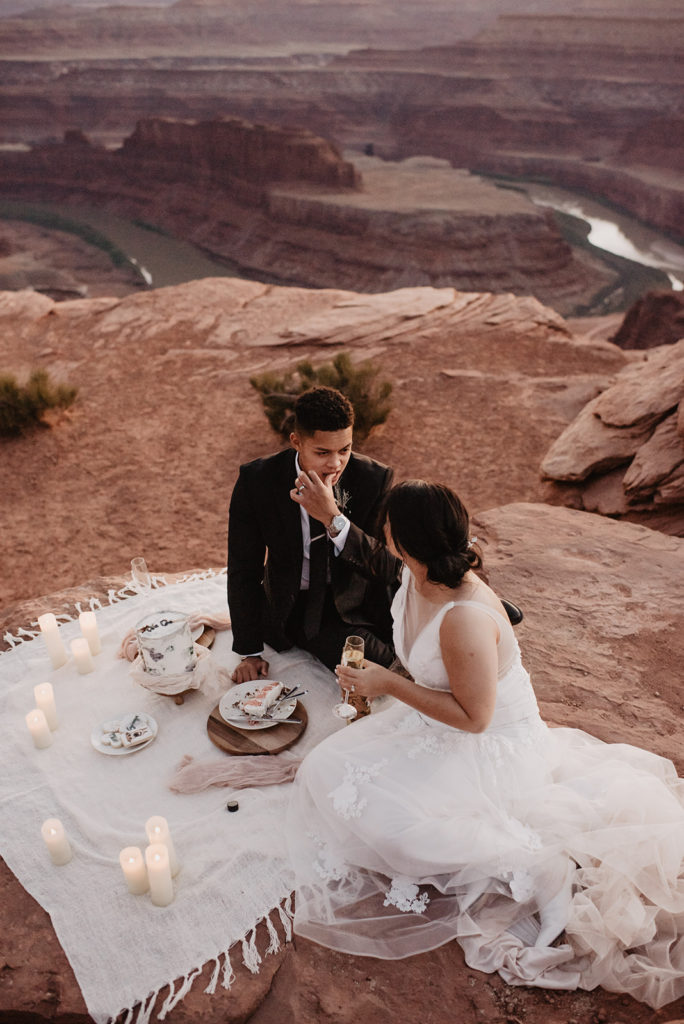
[
  {"x1": 541, "y1": 339, "x2": 684, "y2": 534},
  {"x1": 611, "y1": 289, "x2": 684, "y2": 350},
  {"x1": 0, "y1": 121, "x2": 616, "y2": 313}
]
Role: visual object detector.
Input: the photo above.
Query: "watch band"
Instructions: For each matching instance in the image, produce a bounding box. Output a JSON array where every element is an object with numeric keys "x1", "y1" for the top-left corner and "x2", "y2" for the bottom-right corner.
[{"x1": 327, "y1": 514, "x2": 348, "y2": 539}]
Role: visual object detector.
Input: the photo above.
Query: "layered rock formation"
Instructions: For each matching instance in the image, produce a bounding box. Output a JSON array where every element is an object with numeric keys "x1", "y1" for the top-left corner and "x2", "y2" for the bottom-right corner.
[
  {"x1": 1, "y1": 8, "x2": 682, "y2": 240},
  {"x1": 122, "y1": 116, "x2": 360, "y2": 190},
  {"x1": 541, "y1": 340, "x2": 684, "y2": 534},
  {"x1": 0, "y1": 119, "x2": 616, "y2": 312}
]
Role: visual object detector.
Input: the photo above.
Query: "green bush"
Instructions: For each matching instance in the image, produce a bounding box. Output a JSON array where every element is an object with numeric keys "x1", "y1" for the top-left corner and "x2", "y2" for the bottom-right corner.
[
  {"x1": 250, "y1": 352, "x2": 392, "y2": 443},
  {"x1": 0, "y1": 369, "x2": 77, "y2": 438}
]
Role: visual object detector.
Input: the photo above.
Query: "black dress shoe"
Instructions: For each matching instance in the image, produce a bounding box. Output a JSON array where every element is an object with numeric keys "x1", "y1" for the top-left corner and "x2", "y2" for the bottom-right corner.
[{"x1": 501, "y1": 599, "x2": 523, "y2": 626}]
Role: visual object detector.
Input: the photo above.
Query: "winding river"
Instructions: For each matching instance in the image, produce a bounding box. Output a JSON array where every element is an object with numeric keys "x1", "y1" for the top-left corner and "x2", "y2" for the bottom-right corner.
[
  {"x1": 519, "y1": 182, "x2": 684, "y2": 292},
  {"x1": 3, "y1": 185, "x2": 684, "y2": 309}
]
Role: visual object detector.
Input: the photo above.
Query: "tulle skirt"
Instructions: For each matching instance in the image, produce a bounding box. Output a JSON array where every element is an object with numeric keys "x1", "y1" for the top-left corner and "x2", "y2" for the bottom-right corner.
[{"x1": 286, "y1": 701, "x2": 684, "y2": 1009}]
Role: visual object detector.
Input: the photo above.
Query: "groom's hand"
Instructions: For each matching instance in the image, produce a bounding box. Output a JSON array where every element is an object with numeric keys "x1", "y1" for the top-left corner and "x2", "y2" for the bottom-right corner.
[
  {"x1": 232, "y1": 655, "x2": 270, "y2": 683},
  {"x1": 290, "y1": 469, "x2": 339, "y2": 526}
]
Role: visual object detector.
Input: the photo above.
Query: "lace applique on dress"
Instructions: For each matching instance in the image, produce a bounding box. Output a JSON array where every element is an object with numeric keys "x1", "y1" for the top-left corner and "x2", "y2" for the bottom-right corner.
[
  {"x1": 329, "y1": 759, "x2": 389, "y2": 821},
  {"x1": 383, "y1": 876, "x2": 430, "y2": 914},
  {"x1": 408, "y1": 731, "x2": 451, "y2": 759},
  {"x1": 307, "y1": 832, "x2": 349, "y2": 882}
]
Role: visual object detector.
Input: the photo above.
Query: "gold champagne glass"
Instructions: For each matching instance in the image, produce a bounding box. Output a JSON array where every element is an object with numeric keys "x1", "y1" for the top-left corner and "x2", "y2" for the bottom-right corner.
[{"x1": 333, "y1": 635, "x2": 365, "y2": 722}]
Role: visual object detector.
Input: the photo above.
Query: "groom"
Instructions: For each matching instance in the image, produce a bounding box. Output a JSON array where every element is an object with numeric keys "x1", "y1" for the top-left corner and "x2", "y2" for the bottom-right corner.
[{"x1": 228, "y1": 386, "x2": 397, "y2": 683}]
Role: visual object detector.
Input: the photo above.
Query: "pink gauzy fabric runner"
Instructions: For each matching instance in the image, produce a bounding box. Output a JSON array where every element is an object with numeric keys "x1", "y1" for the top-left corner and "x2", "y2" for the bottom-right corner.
[
  {"x1": 170, "y1": 754, "x2": 303, "y2": 794},
  {"x1": 0, "y1": 571, "x2": 342, "y2": 1023}
]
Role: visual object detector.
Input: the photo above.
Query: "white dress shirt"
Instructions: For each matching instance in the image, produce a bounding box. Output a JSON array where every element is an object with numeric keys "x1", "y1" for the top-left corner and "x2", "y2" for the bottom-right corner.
[
  {"x1": 295, "y1": 453, "x2": 350, "y2": 589},
  {"x1": 241, "y1": 456, "x2": 351, "y2": 658}
]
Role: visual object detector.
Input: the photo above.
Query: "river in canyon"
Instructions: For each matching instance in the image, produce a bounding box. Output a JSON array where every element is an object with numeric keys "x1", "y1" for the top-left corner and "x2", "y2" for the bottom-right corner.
[
  {"x1": 2, "y1": 185, "x2": 683, "y2": 311},
  {"x1": 518, "y1": 181, "x2": 684, "y2": 292}
]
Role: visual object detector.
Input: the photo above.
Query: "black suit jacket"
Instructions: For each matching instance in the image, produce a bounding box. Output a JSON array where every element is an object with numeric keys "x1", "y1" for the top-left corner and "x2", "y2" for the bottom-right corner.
[{"x1": 227, "y1": 448, "x2": 396, "y2": 655}]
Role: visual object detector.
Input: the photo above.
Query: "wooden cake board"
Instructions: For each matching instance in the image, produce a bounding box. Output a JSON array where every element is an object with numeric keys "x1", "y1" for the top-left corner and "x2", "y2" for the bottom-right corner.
[{"x1": 207, "y1": 701, "x2": 307, "y2": 756}]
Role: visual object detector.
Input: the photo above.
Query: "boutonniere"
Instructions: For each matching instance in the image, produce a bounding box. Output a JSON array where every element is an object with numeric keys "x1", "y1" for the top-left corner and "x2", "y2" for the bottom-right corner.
[{"x1": 334, "y1": 485, "x2": 352, "y2": 515}]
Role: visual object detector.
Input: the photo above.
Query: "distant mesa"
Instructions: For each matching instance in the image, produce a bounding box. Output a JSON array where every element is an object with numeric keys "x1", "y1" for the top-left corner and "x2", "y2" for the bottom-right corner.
[
  {"x1": 0, "y1": 115, "x2": 616, "y2": 313},
  {"x1": 121, "y1": 116, "x2": 361, "y2": 190},
  {"x1": 0, "y1": 7, "x2": 681, "y2": 244}
]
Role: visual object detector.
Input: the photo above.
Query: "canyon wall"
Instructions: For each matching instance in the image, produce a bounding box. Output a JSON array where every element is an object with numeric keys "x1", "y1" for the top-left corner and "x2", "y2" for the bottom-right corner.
[
  {"x1": 0, "y1": 120, "x2": 616, "y2": 312},
  {"x1": 1, "y1": 9, "x2": 682, "y2": 240},
  {"x1": 122, "y1": 117, "x2": 360, "y2": 190}
]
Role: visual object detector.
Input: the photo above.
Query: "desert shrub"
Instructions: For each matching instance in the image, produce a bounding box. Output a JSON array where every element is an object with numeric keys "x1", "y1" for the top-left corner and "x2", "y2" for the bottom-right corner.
[
  {"x1": 0, "y1": 369, "x2": 77, "y2": 438},
  {"x1": 250, "y1": 352, "x2": 392, "y2": 443}
]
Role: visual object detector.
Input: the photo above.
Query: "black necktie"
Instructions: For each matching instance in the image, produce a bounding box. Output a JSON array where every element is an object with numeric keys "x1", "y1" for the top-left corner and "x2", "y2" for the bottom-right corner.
[{"x1": 304, "y1": 515, "x2": 328, "y2": 639}]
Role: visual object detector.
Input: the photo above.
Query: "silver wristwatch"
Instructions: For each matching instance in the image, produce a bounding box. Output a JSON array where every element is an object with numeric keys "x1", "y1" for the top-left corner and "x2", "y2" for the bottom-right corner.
[{"x1": 327, "y1": 513, "x2": 348, "y2": 539}]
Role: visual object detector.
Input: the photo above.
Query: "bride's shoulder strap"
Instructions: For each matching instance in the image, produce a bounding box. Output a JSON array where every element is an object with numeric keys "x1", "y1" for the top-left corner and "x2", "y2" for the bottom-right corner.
[{"x1": 443, "y1": 599, "x2": 511, "y2": 632}]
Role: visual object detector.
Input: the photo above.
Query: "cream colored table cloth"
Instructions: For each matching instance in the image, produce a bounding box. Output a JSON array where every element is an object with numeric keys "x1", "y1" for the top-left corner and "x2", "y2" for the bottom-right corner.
[{"x1": 0, "y1": 571, "x2": 342, "y2": 1023}]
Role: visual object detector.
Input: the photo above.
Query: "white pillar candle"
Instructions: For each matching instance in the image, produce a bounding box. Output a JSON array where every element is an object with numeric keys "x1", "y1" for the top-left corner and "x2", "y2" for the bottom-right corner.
[
  {"x1": 78, "y1": 611, "x2": 102, "y2": 656},
  {"x1": 119, "y1": 846, "x2": 149, "y2": 895},
  {"x1": 26, "y1": 708, "x2": 53, "y2": 749},
  {"x1": 37, "y1": 613, "x2": 68, "y2": 669},
  {"x1": 41, "y1": 818, "x2": 72, "y2": 865},
  {"x1": 145, "y1": 815, "x2": 179, "y2": 876},
  {"x1": 33, "y1": 682, "x2": 58, "y2": 731},
  {"x1": 70, "y1": 637, "x2": 95, "y2": 675},
  {"x1": 145, "y1": 843, "x2": 174, "y2": 906}
]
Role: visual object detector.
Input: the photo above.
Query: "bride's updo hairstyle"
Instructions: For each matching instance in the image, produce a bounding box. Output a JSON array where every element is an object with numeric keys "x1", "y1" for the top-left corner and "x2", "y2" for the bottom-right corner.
[{"x1": 382, "y1": 480, "x2": 482, "y2": 588}]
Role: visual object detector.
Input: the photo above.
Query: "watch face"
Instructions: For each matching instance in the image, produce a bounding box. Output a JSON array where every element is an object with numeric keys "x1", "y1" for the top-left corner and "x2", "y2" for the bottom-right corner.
[{"x1": 331, "y1": 515, "x2": 346, "y2": 535}]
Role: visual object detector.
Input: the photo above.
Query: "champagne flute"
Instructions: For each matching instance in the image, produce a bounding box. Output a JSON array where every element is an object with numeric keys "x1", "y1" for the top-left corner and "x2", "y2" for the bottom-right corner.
[
  {"x1": 333, "y1": 635, "x2": 364, "y2": 722},
  {"x1": 131, "y1": 557, "x2": 152, "y2": 598}
]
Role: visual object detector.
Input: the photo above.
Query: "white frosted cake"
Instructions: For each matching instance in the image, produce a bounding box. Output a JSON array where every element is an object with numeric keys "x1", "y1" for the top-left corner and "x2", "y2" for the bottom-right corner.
[{"x1": 240, "y1": 681, "x2": 284, "y2": 718}]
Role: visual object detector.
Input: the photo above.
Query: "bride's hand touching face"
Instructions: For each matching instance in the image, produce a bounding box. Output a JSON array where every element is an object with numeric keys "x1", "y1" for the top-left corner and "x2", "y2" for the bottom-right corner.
[{"x1": 336, "y1": 660, "x2": 396, "y2": 701}]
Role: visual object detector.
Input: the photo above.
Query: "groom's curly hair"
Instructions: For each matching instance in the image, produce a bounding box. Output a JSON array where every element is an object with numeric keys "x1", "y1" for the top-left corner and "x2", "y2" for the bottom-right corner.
[
  {"x1": 381, "y1": 480, "x2": 482, "y2": 588},
  {"x1": 293, "y1": 386, "x2": 354, "y2": 436}
]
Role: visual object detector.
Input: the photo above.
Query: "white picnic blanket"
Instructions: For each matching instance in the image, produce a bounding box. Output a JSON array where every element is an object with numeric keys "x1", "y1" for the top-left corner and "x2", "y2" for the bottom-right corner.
[{"x1": 0, "y1": 571, "x2": 342, "y2": 1023}]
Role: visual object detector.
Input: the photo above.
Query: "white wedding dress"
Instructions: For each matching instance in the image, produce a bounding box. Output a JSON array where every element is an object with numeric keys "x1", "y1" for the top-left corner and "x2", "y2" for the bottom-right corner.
[{"x1": 286, "y1": 568, "x2": 684, "y2": 1009}]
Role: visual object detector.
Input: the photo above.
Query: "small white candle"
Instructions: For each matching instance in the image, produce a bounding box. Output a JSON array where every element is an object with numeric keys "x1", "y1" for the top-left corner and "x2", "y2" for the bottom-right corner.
[
  {"x1": 145, "y1": 815, "x2": 179, "y2": 876},
  {"x1": 119, "y1": 846, "x2": 149, "y2": 895},
  {"x1": 70, "y1": 637, "x2": 95, "y2": 675},
  {"x1": 41, "y1": 818, "x2": 72, "y2": 865},
  {"x1": 26, "y1": 708, "x2": 53, "y2": 749},
  {"x1": 78, "y1": 611, "x2": 102, "y2": 656},
  {"x1": 145, "y1": 843, "x2": 174, "y2": 906},
  {"x1": 33, "y1": 682, "x2": 58, "y2": 730},
  {"x1": 37, "y1": 613, "x2": 67, "y2": 669}
]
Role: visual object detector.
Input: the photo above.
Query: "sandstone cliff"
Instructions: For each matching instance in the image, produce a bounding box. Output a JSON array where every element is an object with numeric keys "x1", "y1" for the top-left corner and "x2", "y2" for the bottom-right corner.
[
  {"x1": 541, "y1": 339, "x2": 684, "y2": 534},
  {"x1": 0, "y1": 119, "x2": 616, "y2": 313},
  {"x1": 1, "y1": 8, "x2": 681, "y2": 242}
]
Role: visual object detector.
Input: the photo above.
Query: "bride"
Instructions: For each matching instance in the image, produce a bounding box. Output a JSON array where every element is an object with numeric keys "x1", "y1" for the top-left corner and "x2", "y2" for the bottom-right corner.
[{"x1": 286, "y1": 480, "x2": 684, "y2": 1009}]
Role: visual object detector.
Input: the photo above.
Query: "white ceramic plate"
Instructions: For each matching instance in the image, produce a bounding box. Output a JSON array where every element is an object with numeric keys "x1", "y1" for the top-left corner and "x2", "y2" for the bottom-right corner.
[
  {"x1": 219, "y1": 681, "x2": 297, "y2": 731},
  {"x1": 91, "y1": 711, "x2": 158, "y2": 756}
]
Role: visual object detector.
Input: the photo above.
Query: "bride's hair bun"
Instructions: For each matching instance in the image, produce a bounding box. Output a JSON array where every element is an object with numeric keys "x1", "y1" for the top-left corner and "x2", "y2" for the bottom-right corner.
[{"x1": 380, "y1": 480, "x2": 482, "y2": 586}]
